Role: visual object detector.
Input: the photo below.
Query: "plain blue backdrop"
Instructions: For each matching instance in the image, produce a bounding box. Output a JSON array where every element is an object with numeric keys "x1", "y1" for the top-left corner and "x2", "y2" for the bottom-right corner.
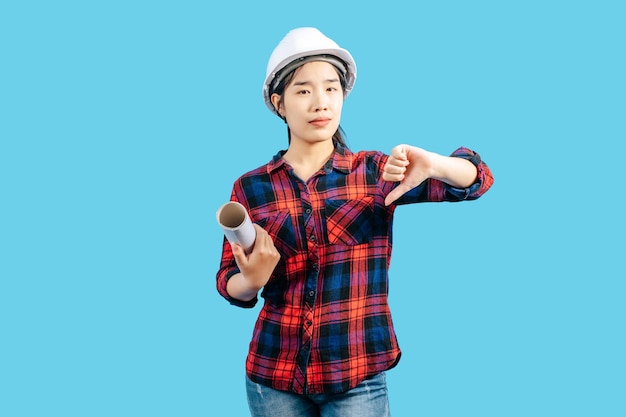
[{"x1": 1, "y1": 1, "x2": 624, "y2": 416}]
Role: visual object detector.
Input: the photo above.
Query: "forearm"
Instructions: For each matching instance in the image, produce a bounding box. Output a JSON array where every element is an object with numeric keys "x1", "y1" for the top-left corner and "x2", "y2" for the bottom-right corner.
[
  {"x1": 430, "y1": 152, "x2": 478, "y2": 188},
  {"x1": 226, "y1": 272, "x2": 262, "y2": 302}
]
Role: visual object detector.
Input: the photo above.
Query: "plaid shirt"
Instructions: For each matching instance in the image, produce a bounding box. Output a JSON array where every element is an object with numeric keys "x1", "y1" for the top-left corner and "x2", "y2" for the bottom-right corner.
[{"x1": 216, "y1": 144, "x2": 494, "y2": 394}]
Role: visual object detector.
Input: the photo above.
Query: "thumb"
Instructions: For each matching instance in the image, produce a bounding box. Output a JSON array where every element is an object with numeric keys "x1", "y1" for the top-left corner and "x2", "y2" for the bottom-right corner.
[{"x1": 385, "y1": 184, "x2": 410, "y2": 206}]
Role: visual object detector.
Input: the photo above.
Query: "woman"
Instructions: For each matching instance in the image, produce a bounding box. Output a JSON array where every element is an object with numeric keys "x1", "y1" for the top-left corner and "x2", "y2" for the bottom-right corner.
[{"x1": 216, "y1": 27, "x2": 494, "y2": 417}]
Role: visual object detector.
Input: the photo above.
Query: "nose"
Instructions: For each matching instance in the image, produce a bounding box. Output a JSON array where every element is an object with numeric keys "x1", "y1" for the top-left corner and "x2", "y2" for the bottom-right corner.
[{"x1": 312, "y1": 90, "x2": 328, "y2": 111}]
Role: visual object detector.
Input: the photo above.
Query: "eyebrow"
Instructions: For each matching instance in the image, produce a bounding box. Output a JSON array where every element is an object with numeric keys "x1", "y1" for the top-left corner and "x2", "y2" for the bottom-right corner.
[{"x1": 292, "y1": 78, "x2": 341, "y2": 87}]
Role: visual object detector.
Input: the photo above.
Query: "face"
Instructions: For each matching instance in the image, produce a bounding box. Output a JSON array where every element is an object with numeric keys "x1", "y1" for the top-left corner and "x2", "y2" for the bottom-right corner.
[{"x1": 271, "y1": 61, "x2": 344, "y2": 146}]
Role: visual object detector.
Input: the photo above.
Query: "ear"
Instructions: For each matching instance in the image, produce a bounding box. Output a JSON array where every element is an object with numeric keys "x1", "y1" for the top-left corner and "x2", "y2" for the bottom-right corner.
[{"x1": 270, "y1": 93, "x2": 284, "y2": 118}]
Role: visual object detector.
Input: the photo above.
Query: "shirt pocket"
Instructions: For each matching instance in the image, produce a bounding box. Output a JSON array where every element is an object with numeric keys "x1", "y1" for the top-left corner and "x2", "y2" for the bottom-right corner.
[
  {"x1": 255, "y1": 210, "x2": 298, "y2": 259},
  {"x1": 324, "y1": 197, "x2": 374, "y2": 246}
]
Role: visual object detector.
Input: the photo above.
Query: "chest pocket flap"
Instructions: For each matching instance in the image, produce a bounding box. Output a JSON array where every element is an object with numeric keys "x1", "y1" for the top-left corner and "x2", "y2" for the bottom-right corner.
[
  {"x1": 325, "y1": 197, "x2": 374, "y2": 246},
  {"x1": 255, "y1": 210, "x2": 298, "y2": 259}
]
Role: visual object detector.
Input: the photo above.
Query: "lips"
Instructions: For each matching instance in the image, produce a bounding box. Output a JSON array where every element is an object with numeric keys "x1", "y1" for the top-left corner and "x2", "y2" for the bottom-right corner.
[{"x1": 309, "y1": 117, "x2": 331, "y2": 127}]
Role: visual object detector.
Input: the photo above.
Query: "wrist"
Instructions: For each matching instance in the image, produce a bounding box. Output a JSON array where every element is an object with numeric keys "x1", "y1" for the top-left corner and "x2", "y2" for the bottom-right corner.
[
  {"x1": 432, "y1": 154, "x2": 478, "y2": 188},
  {"x1": 428, "y1": 151, "x2": 445, "y2": 180}
]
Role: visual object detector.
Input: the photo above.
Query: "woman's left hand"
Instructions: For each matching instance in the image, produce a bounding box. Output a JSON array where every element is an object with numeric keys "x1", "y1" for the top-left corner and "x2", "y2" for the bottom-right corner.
[{"x1": 382, "y1": 144, "x2": 434, "y2": 206}]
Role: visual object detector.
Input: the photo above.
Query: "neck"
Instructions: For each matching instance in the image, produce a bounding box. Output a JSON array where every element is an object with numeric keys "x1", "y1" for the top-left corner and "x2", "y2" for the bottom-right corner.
[{"x1": 283, "y1": 140, "x2": 335, "y2": 181}]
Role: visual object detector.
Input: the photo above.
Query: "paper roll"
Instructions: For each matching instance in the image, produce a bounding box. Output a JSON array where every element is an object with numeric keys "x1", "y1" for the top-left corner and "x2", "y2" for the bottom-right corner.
[{"x1": 216, "y1": 201, "x2": 256, "y2": 253}]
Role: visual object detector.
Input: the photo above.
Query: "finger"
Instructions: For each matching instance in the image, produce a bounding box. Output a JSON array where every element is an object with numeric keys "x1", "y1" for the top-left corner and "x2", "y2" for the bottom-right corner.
[
  {"x1": 253, "y1": 226, "x2": 271, "y2": 248},
  {"x1": 251, "y1": 226, "x2": 280, "y2": 258},
  {"x1": 252, "y1": 223, "x2": 268, "y2": 238},
  {"x1": 385, "y1": 184, "x2": 410, "y2": 206},
  {"x1": 252, "y1": 223, "x2": 266, "y2": 231},
  {"x1": 387, "y1": 153, "x2": 410, "y2": 165},
  {"x1": 384, "y1": 162, "x2": 407, "y2": 175},
  {"x1": 231, "y1": 243, "x2": 247, "y2": 267},
  {"x1": 382, "y1": 171, "x2": 405, "y2": 182},
  {"x1": 390, "y1": 144, "x2": 405, "y2": 158},
  {"x1": 390, "y1": 144, "x2": 409, "y2": 161},
  {"x1": 382, "y1": 158, "x2": 408, "y2": 182}
]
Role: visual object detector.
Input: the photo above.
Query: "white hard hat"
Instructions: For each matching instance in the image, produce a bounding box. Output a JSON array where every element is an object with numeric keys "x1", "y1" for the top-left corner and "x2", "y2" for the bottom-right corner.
[{"x1": 263, "y1": 27, "x2": 357, "y2": 116}]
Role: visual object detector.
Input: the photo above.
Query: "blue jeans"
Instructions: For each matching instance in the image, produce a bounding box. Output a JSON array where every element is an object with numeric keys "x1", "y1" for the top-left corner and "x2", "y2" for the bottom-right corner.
[{"x1": 246, "y1": 372, "x2": 391, "y2": 417}]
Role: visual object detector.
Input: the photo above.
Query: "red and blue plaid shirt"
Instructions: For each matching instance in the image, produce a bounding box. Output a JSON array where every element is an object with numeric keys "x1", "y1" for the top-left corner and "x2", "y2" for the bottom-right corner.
[{"x1": 216, "y1": 144, "x2": 494, "y2": 394}]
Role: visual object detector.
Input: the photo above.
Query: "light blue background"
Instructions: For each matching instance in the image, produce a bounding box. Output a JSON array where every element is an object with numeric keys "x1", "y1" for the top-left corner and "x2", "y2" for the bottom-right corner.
[{"x1": 2, "y1": 1, "x2": 624, "y2": 416}]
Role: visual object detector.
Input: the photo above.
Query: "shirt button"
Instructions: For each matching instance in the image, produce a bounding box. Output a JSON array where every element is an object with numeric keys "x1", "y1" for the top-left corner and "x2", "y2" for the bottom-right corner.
[
  {"x1": 305, "y1": 208, "x2": 311, "y2": 214},
  {"x1": 308, "y1": 290, "x2": 315, "y2": 297},
  {"x1": 309, "y1": 235, "x2": 316, "y2": 242},
  {"x1": 306, "y1": 320, "x2": 312, "y2": 326}
]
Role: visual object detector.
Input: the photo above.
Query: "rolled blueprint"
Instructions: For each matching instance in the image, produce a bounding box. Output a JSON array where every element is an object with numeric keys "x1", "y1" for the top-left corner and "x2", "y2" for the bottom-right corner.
[{"x1": 216, "y1": 201, "x2": 256, "y2": 254}]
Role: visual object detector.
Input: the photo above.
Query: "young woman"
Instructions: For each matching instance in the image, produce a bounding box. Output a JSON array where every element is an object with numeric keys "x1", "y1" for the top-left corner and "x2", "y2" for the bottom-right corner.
[{"x1": 216, "y1": 27, "x2": 494, "y2": 417}]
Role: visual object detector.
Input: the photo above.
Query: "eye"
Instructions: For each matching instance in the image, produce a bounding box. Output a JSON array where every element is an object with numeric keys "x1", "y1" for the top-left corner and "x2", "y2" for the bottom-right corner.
[{"x1": 297, "y1": 89, "x2": 310, "y2": 95}]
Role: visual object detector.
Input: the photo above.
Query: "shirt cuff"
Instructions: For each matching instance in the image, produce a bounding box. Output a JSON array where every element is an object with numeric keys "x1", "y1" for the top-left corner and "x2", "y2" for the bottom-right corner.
[
  {"x1": 446, "y1": 148, "x2": 485, "y2": 200},
  {"x1": 221, "y1": 268, "x2": 258, "y2": 309}
]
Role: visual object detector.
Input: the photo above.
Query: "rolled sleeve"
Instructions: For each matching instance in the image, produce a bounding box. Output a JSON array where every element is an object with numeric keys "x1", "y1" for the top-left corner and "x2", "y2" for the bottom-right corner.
[
  {"x1": 216, "y1": 239, "x2": 258, "y2": 309},
  {"x1": 446, "y1": 147, "x2": 494, "y2": 200}
]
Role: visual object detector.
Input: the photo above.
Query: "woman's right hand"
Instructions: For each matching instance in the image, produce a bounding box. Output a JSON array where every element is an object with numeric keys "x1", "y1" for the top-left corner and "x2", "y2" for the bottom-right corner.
[{"x1": 231, "y1": 224, "x2": 281, "y2": 291}]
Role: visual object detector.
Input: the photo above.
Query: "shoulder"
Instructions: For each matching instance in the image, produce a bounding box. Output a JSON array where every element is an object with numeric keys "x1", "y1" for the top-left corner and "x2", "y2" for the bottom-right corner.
[
  {"x1": 237, "y1": 163, "x2": 269, "y2": 180},
  {"x1": 234, "y1": 150, "x2": 285, "y2": 183},
  {"x1": 346, "y1": 149, "x2": 389, "y2": 170}
]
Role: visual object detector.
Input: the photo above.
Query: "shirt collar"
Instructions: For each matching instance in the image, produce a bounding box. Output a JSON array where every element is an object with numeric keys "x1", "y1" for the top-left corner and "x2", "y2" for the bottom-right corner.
[{"x1": 266, "y1": 143, "x2": 353, "y2": 175}]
